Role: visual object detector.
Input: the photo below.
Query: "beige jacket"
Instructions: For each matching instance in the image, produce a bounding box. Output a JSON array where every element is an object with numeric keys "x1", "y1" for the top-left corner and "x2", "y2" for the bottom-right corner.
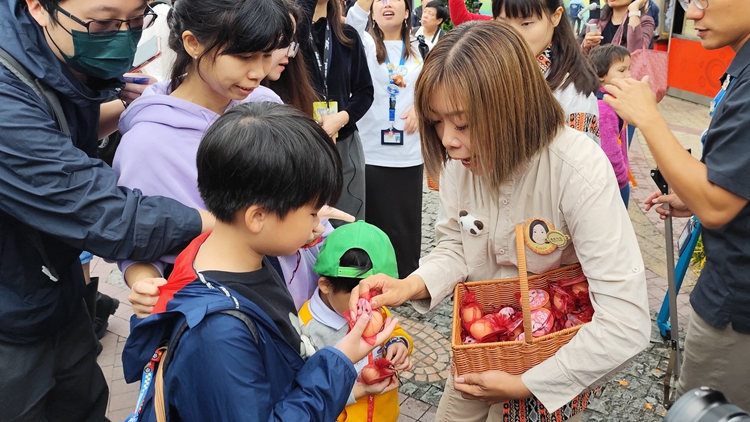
[{"x1": 412, "y1": 127, "x2": 650, "y2": 412}]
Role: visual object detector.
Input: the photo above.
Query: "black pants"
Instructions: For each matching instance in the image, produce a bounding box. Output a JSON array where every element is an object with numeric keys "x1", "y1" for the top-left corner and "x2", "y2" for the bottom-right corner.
[
  {"x1": 0, "y1": 303, "x2": 108, "y2": 422},
  {"x1": 365, "y1": 164, "x2": 423, "y2": 278}
]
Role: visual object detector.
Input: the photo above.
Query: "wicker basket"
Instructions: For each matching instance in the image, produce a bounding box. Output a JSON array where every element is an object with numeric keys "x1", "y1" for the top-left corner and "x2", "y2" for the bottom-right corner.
[{"x1": 451, "y1": 225, "x2": 589, "y2": 376}]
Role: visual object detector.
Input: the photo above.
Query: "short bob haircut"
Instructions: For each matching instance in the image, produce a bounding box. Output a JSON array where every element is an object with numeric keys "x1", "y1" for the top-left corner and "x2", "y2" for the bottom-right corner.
[
  {"x1": 197, "y1": 102, "x2": 343, "y2": 223},
  {"x1": 415, "y1": 21, "x2": 565, "y2": 191},
  {"x1": 588, "y1": 44, "x2": 631, "y2": 78}
]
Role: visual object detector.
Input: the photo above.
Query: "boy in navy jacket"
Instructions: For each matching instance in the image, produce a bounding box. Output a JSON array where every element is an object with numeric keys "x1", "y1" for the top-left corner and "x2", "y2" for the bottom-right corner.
[{"x1": 123, "y1": 102, "x2": 397, "y2": 421}]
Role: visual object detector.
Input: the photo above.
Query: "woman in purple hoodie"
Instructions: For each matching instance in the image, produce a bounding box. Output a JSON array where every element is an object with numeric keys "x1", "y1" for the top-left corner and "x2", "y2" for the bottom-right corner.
[{"x1": 115, "y1": 0, "x2": 332, "y2": 311}]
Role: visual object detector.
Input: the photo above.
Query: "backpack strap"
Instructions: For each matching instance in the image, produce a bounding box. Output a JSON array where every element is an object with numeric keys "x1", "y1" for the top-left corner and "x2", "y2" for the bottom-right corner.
[
  {"x1": 154, "y1": 310, "x2": 259, "y2": 422},
  {"x1": 0, "y1": 47, "x2": 71, "y2": 282},
  {"x1": 0, "y1": 47, "x2": 70, "y2": 136},
  {"x1": 416, "y1": 35, "x2": 430, "y2": 61}
]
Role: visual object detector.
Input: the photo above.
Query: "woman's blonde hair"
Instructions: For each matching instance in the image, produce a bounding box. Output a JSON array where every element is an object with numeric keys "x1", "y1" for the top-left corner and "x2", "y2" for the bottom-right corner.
[{"x1": 415, "y1": 21, "x2": 566, "y2": 191}]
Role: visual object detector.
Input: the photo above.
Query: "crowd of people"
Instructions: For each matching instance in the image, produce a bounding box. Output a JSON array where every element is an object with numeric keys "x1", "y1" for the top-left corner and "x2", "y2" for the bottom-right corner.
[{"x1": 0, "y1": 0, "x2": 748, "y2": 420}]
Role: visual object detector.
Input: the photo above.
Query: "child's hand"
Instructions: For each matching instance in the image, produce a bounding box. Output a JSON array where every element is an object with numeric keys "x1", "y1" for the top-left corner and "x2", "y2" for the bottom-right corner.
[
  {"x1": 385, "y1": 343, "x2": 413, "y2": 371},
  {"x1": 352, "y1": 375, "x2": 399, "y2": 399},
  {"x1": 335, "y1": 313, "x2": 398, "y2": 364}
]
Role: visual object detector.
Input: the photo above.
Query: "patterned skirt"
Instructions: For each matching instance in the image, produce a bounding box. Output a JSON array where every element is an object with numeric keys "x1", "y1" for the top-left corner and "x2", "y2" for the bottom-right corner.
[{"x1": 499, "y1": 389, "x2": 596, "y2": 422}]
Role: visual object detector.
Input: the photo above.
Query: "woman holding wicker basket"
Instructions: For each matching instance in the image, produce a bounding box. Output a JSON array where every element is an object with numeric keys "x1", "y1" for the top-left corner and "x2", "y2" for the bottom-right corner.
[{"x1": 348, "y1": 21, "x2": 650, "y2": 422}]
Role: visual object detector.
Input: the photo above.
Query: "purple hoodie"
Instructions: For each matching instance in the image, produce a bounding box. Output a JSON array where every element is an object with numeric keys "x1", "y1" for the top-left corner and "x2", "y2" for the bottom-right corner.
[
  {"x1": 115, "y1": 81, "x2": 282, "y2": 209},
  {"x1": 114, "y1": 81, "x2": 328, "y2": 308}
]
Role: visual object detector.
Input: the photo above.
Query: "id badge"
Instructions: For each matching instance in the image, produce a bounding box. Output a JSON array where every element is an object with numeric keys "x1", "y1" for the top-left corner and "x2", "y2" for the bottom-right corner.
[
  {"x1": 381, "y1": 128, "x2": 404, "y2": 145},
  {"x1": 313, "y1": 101, "x2": 339, "y2": 138}
]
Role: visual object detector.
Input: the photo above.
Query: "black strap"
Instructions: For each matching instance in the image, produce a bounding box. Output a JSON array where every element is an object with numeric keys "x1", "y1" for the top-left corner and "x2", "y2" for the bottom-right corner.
[
  {"x1": 309, "y1": 23, "x2": 331, "y2": 101},
  {"x1": 0, "y1": 47, "x2": 70, "y2": 136},
  {"x1": 0, "y1": 47, "x2": 70, "y2": 282},
  {"x1": 416, "y1": 35, "x2": 430, "y2": 61},
  {"x1": 160, "y1": 310, "x2": 259, "y2": 373},
  {"x1": 430, "y1": 29, "x2": 441, "y2": 44}
]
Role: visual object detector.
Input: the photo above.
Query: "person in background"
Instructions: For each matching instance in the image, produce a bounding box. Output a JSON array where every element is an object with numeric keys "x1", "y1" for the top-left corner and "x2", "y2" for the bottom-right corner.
[
  {"x1": 604, "y1": 0, "x2": 750, "y2": 409},
  {"x1": 590, "y1": 44, "x2": 636, "y2": 206},
  {"x1": 346, "y1": 0, "x2": 425, "y2": 278},
  {"x1": 302, "y1": 0, "x2": 374, "y2": 224},
  {"x1": 415, "y1": 1, "x2": 448, "y2": 50},
  {"x1": 0, "y1": 0, "x2": 211, "y2": 420},
  {"x1": 569, "y1": 0, "x2": 584, "y2": 34},
  {"x1": 582, "y1": 0, "x2": 655, "y2": 54},
  {"x1": 449, "y1": 0, "x2": 602, "y2": 145},
  {"x1": 350, "y1": 21, "x2": 649, "y2": 421},
  {"x1": 262, "y1": 4, "x2": 320, "y2": 116},
  {"x1": 588, "y1": 0, "x2": 601, "y2": 21},
  {"x1": 645, "y1": 0, "x2": 659, "y2": 49},
  {"x1": 647, "y1": 0, "x2": 659, "y2": 28}
]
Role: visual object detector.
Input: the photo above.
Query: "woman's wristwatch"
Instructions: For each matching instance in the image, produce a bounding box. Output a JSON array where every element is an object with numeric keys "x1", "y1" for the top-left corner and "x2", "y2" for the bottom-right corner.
[{"x1": 630, "y1": 10, "x2": 641, "y2": 17}]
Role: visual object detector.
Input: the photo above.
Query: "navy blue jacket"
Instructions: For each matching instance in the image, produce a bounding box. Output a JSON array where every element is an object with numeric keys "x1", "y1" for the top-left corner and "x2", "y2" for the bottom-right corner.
[
  {"x1": 0, "y1": 0, "x2": 201, "y2": 344},
  {"x1": 122, "y1": 238, "x2": 357, "y2": 421}
]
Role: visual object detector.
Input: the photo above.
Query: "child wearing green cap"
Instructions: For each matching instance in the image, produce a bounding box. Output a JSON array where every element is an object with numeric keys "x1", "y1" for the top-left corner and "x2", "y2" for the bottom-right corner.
[{"x1": 299, "y1": 221, "x2": 414, "y2": 422}]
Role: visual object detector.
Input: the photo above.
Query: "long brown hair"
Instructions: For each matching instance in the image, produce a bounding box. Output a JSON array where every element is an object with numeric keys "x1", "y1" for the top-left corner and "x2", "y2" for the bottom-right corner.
[
  {"x1": 262, "y1": 2, "x2": 320, "y2": 116},
  {"x1": 326, "y1": 0, "x2": 354, "y2": 47},
  {"x1": 367, "y1": 0, "x2": 417, "y2": 64},
  {"x1": 415, "y1": 21, "x2": 565, "y2": 191}
]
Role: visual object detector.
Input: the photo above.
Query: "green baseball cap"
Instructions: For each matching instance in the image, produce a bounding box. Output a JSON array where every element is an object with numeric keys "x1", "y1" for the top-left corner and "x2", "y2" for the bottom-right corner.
[{"x1": 313, "y1": 221, "x2": 399, "y2": 279}]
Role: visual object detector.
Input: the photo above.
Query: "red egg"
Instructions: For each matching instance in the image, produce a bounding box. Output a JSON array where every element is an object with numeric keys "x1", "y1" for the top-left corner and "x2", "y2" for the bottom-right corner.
[
  {"x1": 362, "y1": 308, "x2": 386, "y2": 339},
  {"x1": 461, "y1": 303, "x2": 484, "y2": 331},
  {"x1": 469, "y1": 318, "x2": 495, "y2": 340},
  {"x1": 571, "y1": 282, "x2": 589, "y2": 296},
  {"x1": 360, "y1": 358, "x2": 395, "y2": 385}
]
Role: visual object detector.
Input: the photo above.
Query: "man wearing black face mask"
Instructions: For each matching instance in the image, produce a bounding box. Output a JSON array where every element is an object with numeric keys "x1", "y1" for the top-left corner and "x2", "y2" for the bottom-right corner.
[{"x1": 0, "y1": 0, "x2": 213, "y2": 420}]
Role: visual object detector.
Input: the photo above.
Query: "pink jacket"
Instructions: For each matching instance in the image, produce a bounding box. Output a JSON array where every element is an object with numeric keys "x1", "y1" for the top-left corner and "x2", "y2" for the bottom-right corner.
[{"x1": 598, "y1": 90, "x2": 630, "y2": 189}]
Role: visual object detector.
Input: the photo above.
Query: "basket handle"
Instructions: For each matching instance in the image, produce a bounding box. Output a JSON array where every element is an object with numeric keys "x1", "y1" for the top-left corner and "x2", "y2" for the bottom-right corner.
[{"x1": 515, "y1": 225, "x2": 533, "y2": 344}]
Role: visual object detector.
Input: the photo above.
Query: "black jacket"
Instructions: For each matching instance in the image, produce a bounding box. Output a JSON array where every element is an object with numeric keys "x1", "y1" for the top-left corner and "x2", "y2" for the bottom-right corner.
[
  {"x1": 302, "y1": 17, "x2": 374, "y2": 139},
  {"x1": 0, "y1": 0, "x2": 201, "y2": 344}
]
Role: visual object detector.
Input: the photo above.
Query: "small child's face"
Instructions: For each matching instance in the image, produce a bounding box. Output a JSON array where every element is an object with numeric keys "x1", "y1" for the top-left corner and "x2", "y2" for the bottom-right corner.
[
  {"x1": 601, "y1": 56, "x2": 632, "y2": 87},
  {"x1": 324, "y1": 287, "x2": 352, "y2": 317}
]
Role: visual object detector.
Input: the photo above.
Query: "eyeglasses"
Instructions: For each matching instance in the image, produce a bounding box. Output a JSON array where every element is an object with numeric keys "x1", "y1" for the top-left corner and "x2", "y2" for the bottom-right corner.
[
  {"x1": 54, "y1": 4, "x2": 157, "y2": 37},
  {"x1": 678, "y1": 0, "x2": 708, "y2": 11},
  {"x1": 286, "y1": 41, "x2": 299, "y2": 58}
]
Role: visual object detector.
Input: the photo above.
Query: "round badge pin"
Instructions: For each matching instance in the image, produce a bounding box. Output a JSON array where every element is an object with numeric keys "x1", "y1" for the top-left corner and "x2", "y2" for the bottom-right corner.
[
  {"x1": 523, "y1": 217, "x2": 557, "y2": 255},
  {"x1": 396, "y1": 65, "x2": 408, "y2": 76},
  {"x1": 387, "y1": 84, "x2": 400, "y2": 95}
]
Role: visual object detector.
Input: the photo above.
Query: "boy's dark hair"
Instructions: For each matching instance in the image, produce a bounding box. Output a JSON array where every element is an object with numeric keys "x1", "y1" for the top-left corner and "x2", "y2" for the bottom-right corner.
[
  {"x1": 323, "y1": 249, "x2": 373, "y2": 294},
  {"x1": 492, "y1": 0, "x2": 600, "y2": 97},
  {"x1": 589, "y1": 44, "x2": 631, "y2": 78},
  {"x1": 425, "y1": 1, "x2": 449, "y2": 23},
  {"x1": 167, "y1": 0, "x2": 294, "y2": 92},
  {"x1": 197, "y1": 102, "x2": 343, "y2": 223}
]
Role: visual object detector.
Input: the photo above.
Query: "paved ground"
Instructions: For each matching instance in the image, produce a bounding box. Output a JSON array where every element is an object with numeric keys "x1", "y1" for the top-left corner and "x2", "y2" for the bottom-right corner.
[{"x1": 95, "y1": 95, "x2": 712, "y2": 421}]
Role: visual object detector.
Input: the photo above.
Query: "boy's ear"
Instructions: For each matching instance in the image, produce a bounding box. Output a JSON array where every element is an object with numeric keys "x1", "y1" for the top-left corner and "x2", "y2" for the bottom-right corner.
[
  {"x1": 243, "y1": 205, "x2": 266, "y2": 234},
  {"x1": 318, "y1": 277, "x2": 332, "y2": 293}
]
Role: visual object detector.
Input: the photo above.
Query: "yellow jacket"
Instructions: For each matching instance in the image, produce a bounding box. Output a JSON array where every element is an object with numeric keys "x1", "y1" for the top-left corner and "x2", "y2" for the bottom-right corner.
[{"x1": 299, "y1": 301, "x2": 413, "y2": 422}]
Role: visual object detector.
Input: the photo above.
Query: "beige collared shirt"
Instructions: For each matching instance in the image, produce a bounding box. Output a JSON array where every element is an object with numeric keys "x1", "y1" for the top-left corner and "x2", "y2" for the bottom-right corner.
[{"x1": 412, "y1": 127, "x2": 650, "y2": 412}]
